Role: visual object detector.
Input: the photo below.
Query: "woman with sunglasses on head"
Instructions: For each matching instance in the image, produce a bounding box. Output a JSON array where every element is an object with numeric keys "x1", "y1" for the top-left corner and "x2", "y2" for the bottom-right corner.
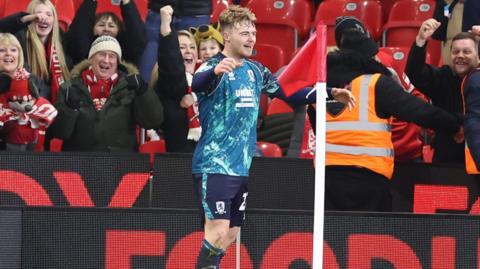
[{"x1": 65, "y1": 0, "x2": 146, "y2": 66}]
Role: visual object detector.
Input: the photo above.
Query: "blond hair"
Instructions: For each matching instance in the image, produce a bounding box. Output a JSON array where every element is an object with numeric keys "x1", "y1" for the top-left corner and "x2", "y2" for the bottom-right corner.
[
  {"x1": 26, "y1": 0, "x2": 70, "y2": 80},
  {"x1": 149, "y1": 30, "x2": 197, "y2": 89},
  {"x1": 0, "y1": 33, "x2": 25, "y2": 70},
  {"x1": 178, "y1": 30, "x2": 197, "y2": 51},
  {"x1": 218, "y1": 5, "x2": 256, "y2": 31}
]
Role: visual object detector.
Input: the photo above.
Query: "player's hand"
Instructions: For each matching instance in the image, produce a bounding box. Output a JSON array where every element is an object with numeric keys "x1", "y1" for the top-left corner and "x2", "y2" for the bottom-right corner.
[
  {"x1": 214, "y1": 58, "x2": 242, "y2": 75},
  {"x1": 416, "y1": 19, "x2": 441, "y2": 46},
  {"x1": 331, "y1": 87, "x2": 356, "y2": 111}
]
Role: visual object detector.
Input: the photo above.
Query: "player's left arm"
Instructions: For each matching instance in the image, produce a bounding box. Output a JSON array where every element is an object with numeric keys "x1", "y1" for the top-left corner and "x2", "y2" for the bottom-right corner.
[{"x1": 260, "y1": 65, "x2": 355, "y2": 109}]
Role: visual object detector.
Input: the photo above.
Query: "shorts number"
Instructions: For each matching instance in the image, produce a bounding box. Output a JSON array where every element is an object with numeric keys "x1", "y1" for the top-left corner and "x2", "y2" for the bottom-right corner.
[{"x1": 239, "y1": 192, "x2": 248, "y2": 211}]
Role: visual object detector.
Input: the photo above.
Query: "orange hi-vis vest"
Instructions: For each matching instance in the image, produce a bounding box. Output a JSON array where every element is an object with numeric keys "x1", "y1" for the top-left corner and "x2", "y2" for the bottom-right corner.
[
  {"x1": 326, "y1": 74, "x2": 395, "y2": 179},
  {"x1": 461, "y1": 71, "x2": 480, "y2": 174}
]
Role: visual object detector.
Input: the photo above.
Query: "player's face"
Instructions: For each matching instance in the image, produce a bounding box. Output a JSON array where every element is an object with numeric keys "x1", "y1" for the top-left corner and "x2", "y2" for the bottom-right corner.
[
  {"x1": 225, "y1": 20, "x2": 256, "y2": 59},
  {"x1": 450, "y1": 38, "x2": 479, "y2": 77},
  {"x1": 199, "y1": 39, "x2": 221, "y2": 61}
]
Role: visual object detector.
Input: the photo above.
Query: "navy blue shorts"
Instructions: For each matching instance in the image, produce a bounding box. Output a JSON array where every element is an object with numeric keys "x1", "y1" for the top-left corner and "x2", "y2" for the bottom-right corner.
[{"x1": 193, "y1": 173, "x2": 248, "y2": 227}]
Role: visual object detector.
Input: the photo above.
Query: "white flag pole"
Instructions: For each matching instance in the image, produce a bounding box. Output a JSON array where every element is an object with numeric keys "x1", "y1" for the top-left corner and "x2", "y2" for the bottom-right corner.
[{"x1": 312, "y1": 81, "x2": 327, "y2": 269}]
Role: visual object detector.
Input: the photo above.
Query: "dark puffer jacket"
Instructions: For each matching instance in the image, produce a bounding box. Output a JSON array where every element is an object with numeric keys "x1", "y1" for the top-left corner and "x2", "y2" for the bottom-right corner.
[{"x1": 50, "y1": 60, "x2": 164, "y2": 152}]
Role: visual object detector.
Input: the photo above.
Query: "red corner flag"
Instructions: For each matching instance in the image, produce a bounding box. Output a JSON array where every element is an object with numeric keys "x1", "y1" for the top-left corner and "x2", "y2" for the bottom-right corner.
[{"x1": 277, "y1": 24, "x2": 327, "y2": 96}]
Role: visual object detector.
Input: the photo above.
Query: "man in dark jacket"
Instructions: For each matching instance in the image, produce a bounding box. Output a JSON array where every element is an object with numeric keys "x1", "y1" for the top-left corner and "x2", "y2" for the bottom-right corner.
[
  {"x1": 326, "y1": 28, "x2": 462, "y2": 211},
  {"x1": 51, "y1": 36, "x2": 164, "y2": 152},
  {"x1": 406, "y1": 18, "x2": 479, "y2": 164}
]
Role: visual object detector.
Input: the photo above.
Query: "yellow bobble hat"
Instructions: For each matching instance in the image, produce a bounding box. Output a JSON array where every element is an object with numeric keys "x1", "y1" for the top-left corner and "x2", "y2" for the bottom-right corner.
[{"x1": 190, "y1": 22, "x2": 224, "y2": 48}]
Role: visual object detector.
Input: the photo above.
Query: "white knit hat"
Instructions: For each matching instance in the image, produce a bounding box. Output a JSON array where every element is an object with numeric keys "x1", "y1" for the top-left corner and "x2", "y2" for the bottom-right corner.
[{"x1": 88, "y1": 35, "x2": 122, "y2": 60}]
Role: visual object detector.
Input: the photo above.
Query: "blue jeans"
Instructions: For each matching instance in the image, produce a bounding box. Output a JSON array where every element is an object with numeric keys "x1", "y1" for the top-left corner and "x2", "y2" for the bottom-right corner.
[
  {"x1": 139, "y1": 10, "x2": 161, "y2": 83},
  {"x1": 173, "y1": 14, "x2": 210, "y2": 31}
]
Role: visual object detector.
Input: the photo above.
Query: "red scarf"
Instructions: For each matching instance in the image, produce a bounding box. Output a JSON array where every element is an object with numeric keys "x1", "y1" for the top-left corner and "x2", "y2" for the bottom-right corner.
[
  {"x1": 81, "y1": 68, "x2": 119, "y2": 110},
  {"x1": 185, "y1": 73, "x2": 201, "y2": 141},
  {"x1": 47, "y1": 39, "x2": 65, "y2": 104}
]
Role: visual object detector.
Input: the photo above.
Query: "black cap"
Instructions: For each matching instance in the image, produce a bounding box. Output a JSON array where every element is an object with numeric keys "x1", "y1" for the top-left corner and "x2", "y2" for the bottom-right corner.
[
  {"x1": 339, "y1": 28, "x2": 378, "y2": 58},
  {"x1": 334, "y1": 16, "x2": 370, "y2": 46}
]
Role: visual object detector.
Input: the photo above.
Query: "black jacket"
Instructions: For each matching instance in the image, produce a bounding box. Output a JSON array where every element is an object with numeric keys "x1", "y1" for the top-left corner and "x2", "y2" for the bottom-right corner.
[
  {"x1": 327, "y1": 50, "x2": 461, "y2": 153},
  {"x1": 154, "y1": 26, "x2": 191, "y2": 152},
  {"x1": 148, "y1": 0, "x2": 212, "y2": 16},
  {"x1": 65, "y1": 0, "x2": 146, "y2": 65},
  {"x1": 405, "y1": 42, "x2": 464, "y2": 163}
]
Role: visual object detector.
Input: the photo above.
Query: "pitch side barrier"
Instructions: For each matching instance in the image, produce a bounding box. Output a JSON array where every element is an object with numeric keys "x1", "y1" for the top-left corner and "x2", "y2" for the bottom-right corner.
[
  {"x1": 0, "y1": 152, "x2": 478, "y2": 213},
  {"x1": 0, "y1": 207, "x2": 478, "y2": 268}
]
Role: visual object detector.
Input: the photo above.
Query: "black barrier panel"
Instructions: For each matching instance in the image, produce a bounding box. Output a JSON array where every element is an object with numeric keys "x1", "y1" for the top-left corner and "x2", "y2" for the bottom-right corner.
[
  {"x1": 0, "y1": 152, "x2": 151, "y2": 207},
  {"x1": 391, "y1": 162, "x2": 480, "y2": 213},
  {"x1": 152, "y1": 153, "x2": 315, "y2": 210},
  {"x1": 20, "y1": 207, "x2": 480, "y2": 269},
  {"x1": 0, "y1": 207, "x2": 21, "y2": 269},
  {"x1": 325, "y1": 212, "x2": 480, "y2": 269},
  {"x1": 22, "y1": 207, "x2": 313, "y2": 269}
]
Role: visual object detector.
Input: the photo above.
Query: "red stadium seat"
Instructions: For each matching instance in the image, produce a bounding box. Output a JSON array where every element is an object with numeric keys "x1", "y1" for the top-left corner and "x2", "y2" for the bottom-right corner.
[
  {"x1": 95, "y1": 0, "x2": 148, "y2": 21},
  {"x1": 382, "y1": 0, "x2": 435, "y2": 47},
  {"x1": 135, "y1": 0, "x2": 148, "y2": 22},
  {"x1": 49, "y1": 138, "x2": 63, "y2": 152},
  {"x1": 2, "y1": 0, "x2": 30, "y2": 17},
  {"x1": 247, "y1": 0, "x2": 314, "y2": 63},
  {"x1": 211, "y1": 0, "x2": 231, "y2": 23},
  {"x1": 252, "y1": 43, "x2": 286, "y2": 74},
  {"x1": 315, "y1": 0, "x2": 384, "y2": 45},
  {"x1": 378, "y1": 46, "x2": 432, "y2": 76},
  {"x1": 266, "y1": 98, "x2": 293, "y2": 116},
  {"x1": 257, "y1": 141, "x2": 283, "y2": 157},
  {"x1": 379, "y1": 0, "x2": 398, "y2": 22},
  {"x1": 0, "y1": 0, "x2": 5, "y2": 17},
  {"x1": 139, "y1": 139, "x2": 166, "y2": 163},
  {"x1": 96, "y1": 0, "x2": 122, "y2": 19},
  {"x1": 248, "y1": 0, "x2": 313, "y2": 39},
  {"x1": 51, "y1": 0, "x2": 75, "y2": 31}
]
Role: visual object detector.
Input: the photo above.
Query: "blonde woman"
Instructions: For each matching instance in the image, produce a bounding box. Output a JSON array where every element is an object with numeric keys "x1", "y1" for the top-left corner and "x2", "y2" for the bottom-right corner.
[
  {"x1": 151, "y1": 5, "x2": 200, "y2": 152},
  {"x1": 0, "y1": 0, "x2": 71, "y2": 103},
  {"x1": 0, "y1": 33, "x2": 56, "y2": 151}
]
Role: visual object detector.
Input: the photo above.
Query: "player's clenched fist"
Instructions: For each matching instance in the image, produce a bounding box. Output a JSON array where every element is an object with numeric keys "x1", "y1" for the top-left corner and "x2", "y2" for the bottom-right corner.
[{"x1": 214, "y1": 57, "x2": 242, "y2": 75}]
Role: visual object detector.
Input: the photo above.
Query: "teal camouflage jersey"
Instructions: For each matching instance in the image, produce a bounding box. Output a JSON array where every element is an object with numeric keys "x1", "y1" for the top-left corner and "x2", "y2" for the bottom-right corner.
[{"x1": 192, "y1": 54, "x2": 280, "y2": 176}]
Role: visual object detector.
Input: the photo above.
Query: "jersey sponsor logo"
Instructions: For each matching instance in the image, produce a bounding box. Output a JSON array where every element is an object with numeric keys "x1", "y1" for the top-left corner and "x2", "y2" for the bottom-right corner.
[
  {"x1": 235, "y1": 88, "x2": 255, "y2": 108},
  {"x1": 215, "y1": 201, "x2": 226, "y2": 215}
]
